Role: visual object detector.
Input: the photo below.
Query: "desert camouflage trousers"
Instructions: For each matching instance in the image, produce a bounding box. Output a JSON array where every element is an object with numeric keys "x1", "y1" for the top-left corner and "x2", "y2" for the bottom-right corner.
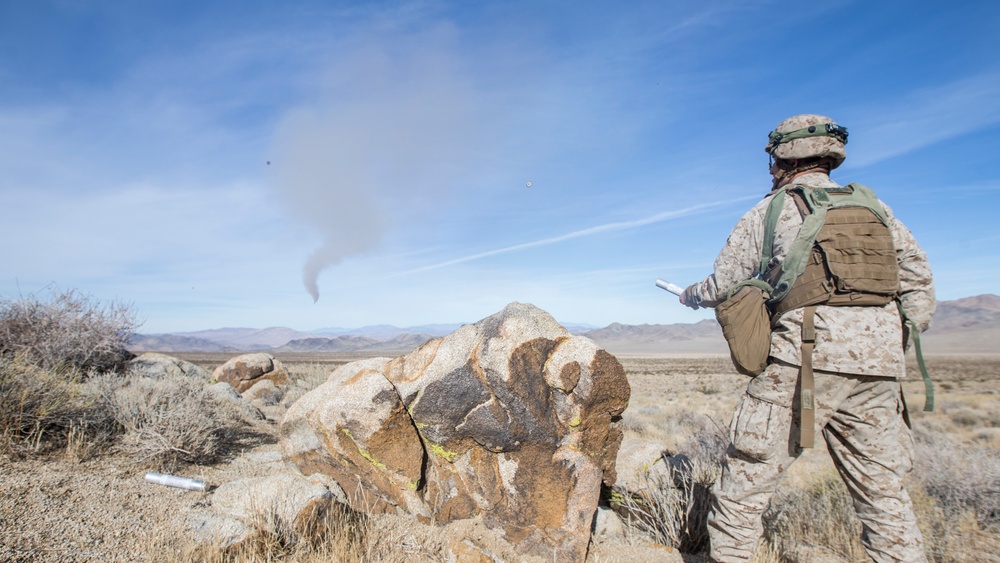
[{"x1": 708, "y1": 361, "x2": 926, "y2": 562}]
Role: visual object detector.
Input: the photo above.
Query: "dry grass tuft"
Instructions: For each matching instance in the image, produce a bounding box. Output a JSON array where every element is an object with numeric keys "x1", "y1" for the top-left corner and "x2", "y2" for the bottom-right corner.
[
  {"x1": 613, "y1": 456, "x2": 718, "y2": 552},
  {"x1": 612, "y1": 411, "x2": 726, "y2": 553},
  {"x1": 0, "y1": 357, "x2": 116, "y2": 457},
  {"x1": 914, "y1": 429, "x2": 1000, "y2": 531},
  {"x1": 148, "y1": 503, "x2": 450, "y2": 563},
  {"x1": 762, "y1": 468, "x2": 868, "y2": 561}
]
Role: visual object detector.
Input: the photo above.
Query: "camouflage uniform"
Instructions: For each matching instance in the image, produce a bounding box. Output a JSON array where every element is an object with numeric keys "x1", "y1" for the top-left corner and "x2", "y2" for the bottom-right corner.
[{"x1": 684, "y1": 171, "x2": 935, "y2": 562}]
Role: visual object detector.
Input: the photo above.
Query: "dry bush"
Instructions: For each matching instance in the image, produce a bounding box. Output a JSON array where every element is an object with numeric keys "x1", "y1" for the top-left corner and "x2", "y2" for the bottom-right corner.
[
  {"x1": 762, "y1": 469, "x2": 867, "y2": 561},
  {"x1": 0, "y1": 288, "x2": 139, "y2": 373},
  {"x1": 914, "y1": 428, "x2": 1000, "y2": 531},
  {"x1": 949, "y1": 407, "x2": 984, "y2": 427},
  {"x1": 0, "y1": 357, "x2": 116, "y2": 456},
  {"x1": 613, "y1": 455, "x2": 719, "y2": 552},
  {"x1": 614, "y1": 412, "x2": 726, "y2": 552},
  {"x1": 110, "y1": 373, "x2": 248, "y2": 468},
  {"x1": 153, "y1": 504, "x2": 446, "y2": 563},
  {"x1": 192, "y1": 504, "x2": 370, "y2": 563}
]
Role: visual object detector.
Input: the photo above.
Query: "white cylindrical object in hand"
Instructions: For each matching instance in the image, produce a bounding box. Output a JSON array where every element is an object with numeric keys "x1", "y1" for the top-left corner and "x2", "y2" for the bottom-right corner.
[
  {"x1": 144, "y1": 472, "x2": 208, "y2": 492},
  {"x1": 655, "y1": 279, "x2": 684, "y2": 296}
]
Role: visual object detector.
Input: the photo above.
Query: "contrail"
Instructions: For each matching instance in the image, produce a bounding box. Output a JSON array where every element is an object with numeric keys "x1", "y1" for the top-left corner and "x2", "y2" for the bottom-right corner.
[{"x1": 393, "y1": 196, "x2": 757, "y2": 277}]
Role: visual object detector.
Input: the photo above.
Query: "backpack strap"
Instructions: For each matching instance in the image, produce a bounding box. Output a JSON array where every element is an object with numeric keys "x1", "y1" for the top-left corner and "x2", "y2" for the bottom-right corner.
[
  {"x1": 840, "y1": 183, "x2": 889, "y2": 226},
  {"x1": 762, "y1": 185, "x2": 829, "y2": 304},
  {"x1": 799, "y1": 305, "x2": 817, "y2": 448},
  {"x1": 897, "y1": 301, "x2": 935, "y2": 411},
  {"x1": 760, "y1": 187, "x2": 787, "y2": 278}
]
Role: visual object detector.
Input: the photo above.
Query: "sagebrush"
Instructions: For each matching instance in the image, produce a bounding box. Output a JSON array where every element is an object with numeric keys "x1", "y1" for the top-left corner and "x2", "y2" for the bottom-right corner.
[
  {"x1": 0, "y1": 288, "x2": 139, "y2": 373},
  {"x1": 0, "y1": 357, "x2": 116, "y2": 455},
  {"x1": 109, "y1": 373, "x2": 252, "y2": 468}
]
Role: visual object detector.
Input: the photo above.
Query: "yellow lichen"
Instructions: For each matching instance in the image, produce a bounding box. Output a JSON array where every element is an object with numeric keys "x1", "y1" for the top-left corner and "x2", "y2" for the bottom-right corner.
[
  {"x1": 340, "y1": 427, "x2": 385, "y2": 469},
  {"x1": 358, "y1": 447, "x2": 385, "y2": 469},
  {"x1": 427, "y1": 442, "x2": 460, "y2": 463}
]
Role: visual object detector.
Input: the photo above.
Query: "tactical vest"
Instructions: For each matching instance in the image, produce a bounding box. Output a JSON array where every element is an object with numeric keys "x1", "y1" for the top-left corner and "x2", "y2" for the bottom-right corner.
[
  {"x1": 760, "y1": 183, "x2": 900, "y2": 316},
  {"x1": 756, "y1": 183, "x2": 923, "y2": 448}
]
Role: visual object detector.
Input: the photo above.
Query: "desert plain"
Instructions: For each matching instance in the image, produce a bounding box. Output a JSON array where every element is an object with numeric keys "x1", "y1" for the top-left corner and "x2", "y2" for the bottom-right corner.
[{"x1": 2, "y1": 346, "x2": 999, "y2": 562}]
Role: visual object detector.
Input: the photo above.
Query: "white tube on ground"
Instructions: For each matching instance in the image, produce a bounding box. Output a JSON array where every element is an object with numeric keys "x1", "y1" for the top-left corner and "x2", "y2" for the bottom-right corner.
[{"x1": 144, "y1": 472, "x2": 208, "y2": 492}]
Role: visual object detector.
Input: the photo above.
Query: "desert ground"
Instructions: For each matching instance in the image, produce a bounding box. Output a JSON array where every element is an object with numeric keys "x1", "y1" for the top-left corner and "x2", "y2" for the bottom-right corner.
[{"x1": 2, "y1": 352, "x2": 999, "y2": 562}]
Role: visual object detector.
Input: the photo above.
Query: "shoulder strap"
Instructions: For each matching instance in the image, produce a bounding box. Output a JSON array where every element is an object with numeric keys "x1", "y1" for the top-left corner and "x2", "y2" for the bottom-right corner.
[
  {"x1": 766, "y1": 186, "x2": 829, "y2": 303},
  {"x1": 897, "y1": 301, "x2": 935, "y2": 412},
  {"x1": 760, "y1": 188, "x2": 787, "y2": 278},
  {"x1": 837, "y1": 183, "x2": 889, "y2": 225}
]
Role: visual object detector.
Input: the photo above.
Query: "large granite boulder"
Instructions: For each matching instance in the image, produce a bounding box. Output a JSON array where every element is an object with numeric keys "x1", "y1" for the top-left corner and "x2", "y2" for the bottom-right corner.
[
  {"x1": 280, "y1": 302, "x2": 630, "y2": 560},
  {"x1": 214, "y1": 352, "x2": 290, "y2": 393}
]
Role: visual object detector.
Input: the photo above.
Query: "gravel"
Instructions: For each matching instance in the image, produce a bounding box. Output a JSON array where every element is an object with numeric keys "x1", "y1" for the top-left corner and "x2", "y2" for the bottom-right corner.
[{"x1": 1, "y1": 452, "x2": 223, "y2": 562}]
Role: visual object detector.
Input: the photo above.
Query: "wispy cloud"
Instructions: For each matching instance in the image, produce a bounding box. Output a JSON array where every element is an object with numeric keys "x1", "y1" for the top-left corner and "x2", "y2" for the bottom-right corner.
[
  {"x1": 847, "y1": 71, "x2": 1000, "y2": 167},
  {"x1": 391, "y1": 196, "x2": 757, "y2": 277}
]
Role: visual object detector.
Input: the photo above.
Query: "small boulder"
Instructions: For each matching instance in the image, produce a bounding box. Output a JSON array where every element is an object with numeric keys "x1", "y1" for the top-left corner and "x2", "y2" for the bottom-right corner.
[
  {"x1": 186, "y1": 472, "x2": 339, "y2": 552},
  {"x1": 214, "y1": 353, "x2": 290, "y2": 393},
  {"x1": 206, "y1": 382, "x2": 265, "y2": 422},
  {"x1": 186, "y1": 512, "x2": 250, "y2": 550},
  {"x1": 614, "y1": 436, "x2": 671, "y2": 496},
  {"x1": 210, "y1": 472, "x2": 335, "y2": 540},
  {"x1": 128, "y1": 352, "x2": 210, "y2": 381},
  {"x1": 592, "y1": 506, "x2": 626, "y2": 541},
  {"x1": 241, "y1": 379, "x2": 282, "y2": 406}
]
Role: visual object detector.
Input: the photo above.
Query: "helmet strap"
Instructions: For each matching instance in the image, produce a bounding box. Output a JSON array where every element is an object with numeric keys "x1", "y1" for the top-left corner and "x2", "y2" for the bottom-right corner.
[{"x1": 767, "y1": 122, "x2": 849, "y2": 152}]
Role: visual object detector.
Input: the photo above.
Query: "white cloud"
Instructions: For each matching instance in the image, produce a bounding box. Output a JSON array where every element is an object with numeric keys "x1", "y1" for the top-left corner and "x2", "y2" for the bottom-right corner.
[
  {"x1": 389, "y1": 196, "x2": 757, "y2": 277},
  {"x1": 0, "y1": 181, "x2": 291, "y2": 284},
  {"x1": 847, "y1": 71, "x2": 1000, "y2": 167}
]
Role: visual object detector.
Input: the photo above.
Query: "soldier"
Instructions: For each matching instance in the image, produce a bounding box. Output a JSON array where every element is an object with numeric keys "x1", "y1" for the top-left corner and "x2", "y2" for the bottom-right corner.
[{"x1": 679, "y1": 114, "x2": 935, "y2": 562}]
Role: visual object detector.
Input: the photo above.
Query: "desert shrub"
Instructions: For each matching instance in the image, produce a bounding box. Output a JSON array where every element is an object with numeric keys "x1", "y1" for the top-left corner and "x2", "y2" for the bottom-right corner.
[
  {"x1": 0, "y1": 288, "x2": 140, "y2": 373},
  {"x1": 696, "y1": 383, "x2": 720, "y2": 395},
  {"x1": 164, "y1": 506, "x2": 449, "y2": 563},
  {"x1": 111, "y1": 373, "x2": 247, "y2": 468},
  {"x1": 762, "y1": 470, "x2": 867, "y2": 561},
  {"x1": 949, "y1": 408, "x2": 983, "y2": 427},
  {"x1": 913, "y1": 429, "x2": 1000, "y2": 530},
  {"x1": 0, "y1": 357, "x2": 116, "y2": 455},
  {"x1": 614, "y1": 413, "x2": 726, "y2": 552},
  {"x1": 674, "y1": 411, "x2": 729, "y2": 467}
]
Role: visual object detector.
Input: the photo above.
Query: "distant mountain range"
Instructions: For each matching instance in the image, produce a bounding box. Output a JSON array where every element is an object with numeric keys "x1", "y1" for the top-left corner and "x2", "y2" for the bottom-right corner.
[{"x1": 127, "y1": 294, "x2": 1000, "y2": 356}]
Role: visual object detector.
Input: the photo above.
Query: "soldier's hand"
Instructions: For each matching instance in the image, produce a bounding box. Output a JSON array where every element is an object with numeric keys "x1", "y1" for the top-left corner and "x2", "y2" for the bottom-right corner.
[{"x1": 680, "y1": 285, "x2": 701, "y2": 310}]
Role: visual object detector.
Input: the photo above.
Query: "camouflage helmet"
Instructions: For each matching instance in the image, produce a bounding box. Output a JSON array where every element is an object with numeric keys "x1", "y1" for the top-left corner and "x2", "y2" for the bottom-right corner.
[{"x1": 765, "y1": 114, "x2": 848, "y2": 169}]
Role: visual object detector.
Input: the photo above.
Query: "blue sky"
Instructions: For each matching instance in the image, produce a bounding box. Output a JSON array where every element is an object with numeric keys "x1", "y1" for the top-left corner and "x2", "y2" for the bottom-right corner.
[{"x1": 2, "y1": 1, "x2": 998, "y2": 333}]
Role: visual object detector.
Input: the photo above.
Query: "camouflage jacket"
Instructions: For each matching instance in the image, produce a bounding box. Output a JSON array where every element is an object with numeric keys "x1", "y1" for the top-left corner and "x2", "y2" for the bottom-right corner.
[{"x1": 687, "y1": 173, "x2": 935, "y2": 377}]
